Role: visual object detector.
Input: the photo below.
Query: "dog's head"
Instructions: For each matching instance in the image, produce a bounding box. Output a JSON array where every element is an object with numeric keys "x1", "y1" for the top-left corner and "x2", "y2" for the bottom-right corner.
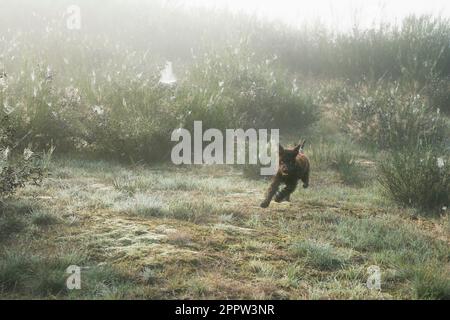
[{"x1": 278, "y1": 139, "x2": 305, "y2": 176}]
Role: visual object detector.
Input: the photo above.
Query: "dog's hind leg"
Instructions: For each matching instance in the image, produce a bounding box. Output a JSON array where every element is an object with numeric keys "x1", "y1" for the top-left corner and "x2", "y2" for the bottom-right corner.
[{"x1": 301, "y1": 171, "x2": 309, "y2": 189}]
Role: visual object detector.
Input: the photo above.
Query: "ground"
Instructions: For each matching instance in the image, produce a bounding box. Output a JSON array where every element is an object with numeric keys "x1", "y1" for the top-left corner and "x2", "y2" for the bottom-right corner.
[{"x1": 0, "y1": 156, "x2": 449, "y2": 299}]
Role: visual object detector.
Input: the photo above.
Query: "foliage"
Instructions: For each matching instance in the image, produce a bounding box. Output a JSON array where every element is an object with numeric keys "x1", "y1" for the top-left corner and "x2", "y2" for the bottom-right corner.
[
  {"x1": 339, "y1": 85, "x2": 446, "y2": 150},
  {"x1": 0, "y1": 115, "x2": 50, "y2": 197},
  {"x1": 378, "y1": 146, "x2": 449, "y2": 213}
]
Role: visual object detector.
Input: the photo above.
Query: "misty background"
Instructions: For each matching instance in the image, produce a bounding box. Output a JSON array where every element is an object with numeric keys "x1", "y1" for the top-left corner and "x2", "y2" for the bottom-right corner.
[{"x1": 0, "y1": 0, "x2": 449, "y2": 159}]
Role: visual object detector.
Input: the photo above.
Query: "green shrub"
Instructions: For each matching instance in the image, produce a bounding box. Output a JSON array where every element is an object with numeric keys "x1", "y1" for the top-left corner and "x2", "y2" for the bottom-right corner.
[
  {"x1": 2, "y1": 47, "x2": 318, "y2": 164},
  {"x1": 186, "y1": 48, "x2": 319, "y2": 130},
  {"x1": 340, "y1": 86, "x2": 446, "y2": 150},
  {"x1": 0, "y1": 114, "x2": 51, "y2": 197},
  {"x1": 316, "y1": 80, "x2": 355, "y2": 105},
  {"x1": 378, "y1": 147, "x2": 449, "y2": 213},
  {"x1": 425, "y1": 75, "x2": 450, "y2": 115}
]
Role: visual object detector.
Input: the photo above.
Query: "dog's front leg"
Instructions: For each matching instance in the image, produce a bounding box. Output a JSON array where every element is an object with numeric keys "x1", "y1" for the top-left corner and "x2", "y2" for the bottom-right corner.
[
  {"x1": 275, "y1": 181, "x2": 297, "y2": 203},
  {"x1": 260, "y1": 176, "x2": 281, "y2": 208}
]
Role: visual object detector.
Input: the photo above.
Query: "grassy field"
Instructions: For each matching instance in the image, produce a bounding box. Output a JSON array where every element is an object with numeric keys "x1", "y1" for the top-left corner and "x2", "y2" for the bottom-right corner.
[
  {"x1": 1, "y1": 1, "x2": 450, "y2": 300},
  {"x1": 1, "y1": 149, "x2": 449, "y2": 299}
]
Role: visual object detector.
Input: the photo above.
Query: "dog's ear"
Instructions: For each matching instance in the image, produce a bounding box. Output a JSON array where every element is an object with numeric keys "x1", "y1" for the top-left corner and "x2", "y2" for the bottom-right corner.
[
  {"x1": 300, "y1": 139, "x2": 306, "y2": 149},
  {"x1": 293, "y1": 139, "x2": 306, "y2": 154},
  {"x1": 279, "y1": 145, "x2": 285, "y2": 154}
]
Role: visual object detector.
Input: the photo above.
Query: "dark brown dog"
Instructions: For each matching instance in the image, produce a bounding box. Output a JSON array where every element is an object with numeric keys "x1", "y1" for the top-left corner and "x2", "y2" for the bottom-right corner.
[{"x1": 260, "y1": 140, "x2": 310, "y2": 208}]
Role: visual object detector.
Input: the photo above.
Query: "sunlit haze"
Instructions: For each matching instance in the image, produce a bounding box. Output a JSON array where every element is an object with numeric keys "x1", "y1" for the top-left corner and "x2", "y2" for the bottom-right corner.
[{"x1": 177, "y1": 0, "x2": 450, "y2": 30}]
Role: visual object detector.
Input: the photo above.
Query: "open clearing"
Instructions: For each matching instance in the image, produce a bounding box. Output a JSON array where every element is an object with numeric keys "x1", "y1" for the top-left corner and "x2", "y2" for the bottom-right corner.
[{"x1": 1, "y1": 157, "x2": 448, "y2": 299}]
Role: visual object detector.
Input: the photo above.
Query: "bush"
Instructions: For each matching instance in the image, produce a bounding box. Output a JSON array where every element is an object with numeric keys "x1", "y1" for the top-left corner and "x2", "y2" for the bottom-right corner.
[
  {"x1": 315, "y1": 80, "x2": 356, "y2": 105},
  {"x1": 85, "y1": 81, "x2": 179, "y2": 163},
  {"x1": 340, "y1": 85, "x2": 446, "y2": 150},
  {"x1": 2, "y1": 47, "x2": 318, "y2": 164},
  {"x1": 425, "y1": 75, "x2": 450, "y2": 115},
  {"x1": 185, "y1": 48, "x2": 319, "y2": 130},
  {"x1": 0, "y1": 114, "x2": 51, "y2": 197},
  {"x1": 378, "y1": 147, "x2": 449, "y2": 213}
]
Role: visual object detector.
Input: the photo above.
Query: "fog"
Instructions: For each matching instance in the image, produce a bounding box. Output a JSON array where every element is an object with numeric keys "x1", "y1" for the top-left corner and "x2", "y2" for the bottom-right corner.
[
  {"x1": 3, "y1": 0, "x2": 450, "y2": 34},
  {"x1": 185, "y1": 0, "x2": 450, "y2": 31}
]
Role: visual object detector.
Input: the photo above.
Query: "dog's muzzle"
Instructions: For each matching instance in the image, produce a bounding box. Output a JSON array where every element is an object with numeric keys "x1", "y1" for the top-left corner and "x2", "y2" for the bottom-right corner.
[{"x1": 280, "y1": 164, "x2": 293, "y2": 176}]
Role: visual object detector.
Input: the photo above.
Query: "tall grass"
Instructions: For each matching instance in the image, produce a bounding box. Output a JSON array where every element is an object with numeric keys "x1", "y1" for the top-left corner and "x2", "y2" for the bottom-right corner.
[
  {"x1": 1, "y1": 41, "x2": 318, "y2": 162},
  {"x1": 263, "y1": 15, "x2": 450, "y2": 81},
  {"x1": 338, "y1": 85, "x2": 446, "y2": 150},
  {"x1": 0, "y1": 1, "x2": 449, "y2": 167}
]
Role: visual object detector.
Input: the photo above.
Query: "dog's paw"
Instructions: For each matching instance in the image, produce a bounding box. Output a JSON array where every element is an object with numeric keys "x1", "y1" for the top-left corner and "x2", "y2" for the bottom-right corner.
[
  {"x1": 260, "y1": 201, "x2": 270, "y2": 208},
  {"x1": 274, "y1": 194, "x2": 284, "y2": 203}
]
